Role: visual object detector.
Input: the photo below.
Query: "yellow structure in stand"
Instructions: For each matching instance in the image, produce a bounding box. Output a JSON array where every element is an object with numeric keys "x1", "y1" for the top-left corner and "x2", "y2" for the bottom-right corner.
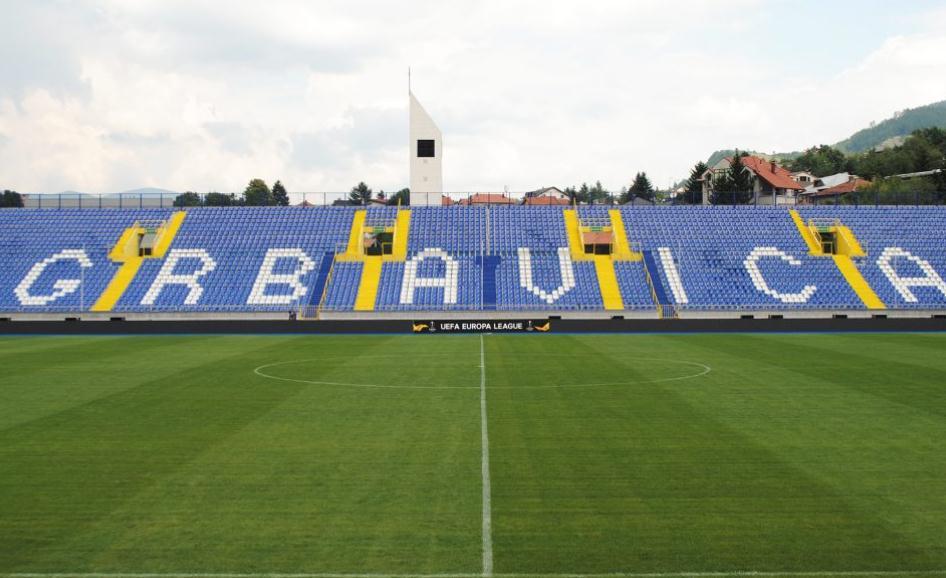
[
  {"x1": 354, "y1": 258, "x2": 383, "y2": 311},
  {"x1": 335, "y1": 208, "x2": 412, "y2": 311},
  {"x1": 563, "y1": 209, "x2": 642, "y2": 311},
  {"x1": 391, "y1": 210, "x2": 411, "y2": 260},
  {"x1": 593, "y1": 255, "x2": 624, "y2": 310},
  {"x1": 789, "y1": 209, "x2": 884, "y2": 310},
  {"x1": 608, "y1": 209, "x2": 639, "y2": 261},
  {"x1": 91, "y1": 211, "x2": 187, "y2": 312}
]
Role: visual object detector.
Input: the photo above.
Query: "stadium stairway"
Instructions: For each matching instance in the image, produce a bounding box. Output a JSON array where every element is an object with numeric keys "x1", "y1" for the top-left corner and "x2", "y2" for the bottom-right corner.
[
  {"x1": 334, "y1": 207, "x2": 413, "y2": 312},
  {"x1": 392, "y1": 209, "x2": 411, "y2": 259},
  {"x1": 563, "y1": 209, "x2": 586, "y2": 262},
  {"x1": 5, "y1": 206, "x2": 946, "y2": 315},
  {"x1": 91, "y1": 211, "x2": 186, "y2": 312},
  {"x1": 592, "y1": 256, "x2": 623, "y2": 310},
  {"x1": 642, "y1": 250, "x2": 674, "y2": 318},
  {"x1": 354, "y1": 258, "x2": 382, "y2": 311},
  {"x1": 565, "y1": 208, "x2": 645, "y2": 311},
  {"x1": 799, "y1": 206, "x2": 946, "y2": 309},
  {"x1": 789, "y1": 209, "x2": 885, "y2": 310},
  {"x1": 339, "y1": 209, "x2": 379, "y2": 312},
  {"x1": 478, "y1": 255, "x2": 500, "y2": 310},
  {"x1": 607, "y1": 209, "x2": 639, "y2": 260},
  {"x1": 305, "y1": 252, "x2": 336, "y2": 314}
]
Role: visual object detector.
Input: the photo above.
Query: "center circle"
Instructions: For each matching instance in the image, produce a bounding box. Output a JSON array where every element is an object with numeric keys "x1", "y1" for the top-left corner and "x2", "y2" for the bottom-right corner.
[
  {"x1": 254, "y1": 354, "x2": 480, "y2": 389},
  {"x1": 498, "y1": 355, "x2": 712, "y2": 388},
  {"x1": 253, "y1": 354, "x2": 710, "y2": 390}
]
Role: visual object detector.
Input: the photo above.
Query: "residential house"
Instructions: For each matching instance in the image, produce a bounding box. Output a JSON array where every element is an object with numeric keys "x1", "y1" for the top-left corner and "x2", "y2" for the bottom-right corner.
[
  {"x1": 798, "y1": 174, "x2": 871, "y2": 203},
  {"x1": 523, "y1": 190, "x2": 570, "y2": 206},
  {"x1": 523, "y1": 187, "x2": 569, "y2": 202},
  {"x1": 459, "y1": 193, "x2": 516, "y2": 205},
  {"x1": 702, "y1": 155, "x2": 805, "y2": 205},
  {"x1": 791, "y1": 171, "x2": 817, "y2": 188}
]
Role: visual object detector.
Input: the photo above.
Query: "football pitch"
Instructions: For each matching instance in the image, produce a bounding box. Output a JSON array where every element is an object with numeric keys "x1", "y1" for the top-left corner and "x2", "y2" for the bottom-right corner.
[{"x1": 2, "y1": 333, "x2": 946, "y2": 577}]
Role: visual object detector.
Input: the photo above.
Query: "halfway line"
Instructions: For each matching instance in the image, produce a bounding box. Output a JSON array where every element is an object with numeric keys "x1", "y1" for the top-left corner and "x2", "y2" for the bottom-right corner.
[
  {"x1": 7, "y1": 568, "x2": 946, "y2": 578},
  {"x1": 480, "y1": 333, "x2": 493, "y2": 577}
]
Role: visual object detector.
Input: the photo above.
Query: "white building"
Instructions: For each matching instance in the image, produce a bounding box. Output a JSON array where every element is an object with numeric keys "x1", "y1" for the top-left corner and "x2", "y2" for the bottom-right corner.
[
  {"x1": 409, "y1": 92, "x2": 443, "y2": 206},
  {"x1": 523, "y1": 187, "x2": 570, "y2": 205}
]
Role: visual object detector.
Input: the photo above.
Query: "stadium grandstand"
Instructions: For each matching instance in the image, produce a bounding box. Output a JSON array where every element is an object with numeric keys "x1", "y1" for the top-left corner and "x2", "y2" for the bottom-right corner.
[
  {"x1": 2, "y1": 204, "x2": 945, "y2": 320},
  {"x1": 9, "y1": 5, "x2": 946, "y2": 576}
]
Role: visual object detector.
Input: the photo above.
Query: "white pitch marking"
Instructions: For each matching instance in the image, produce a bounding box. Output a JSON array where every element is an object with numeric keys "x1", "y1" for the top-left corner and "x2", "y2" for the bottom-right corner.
[
  {"x1": 252, "y1": 357, "x2": 711, "y2": 391},
  {"x1": 253, "y1": 359, "x2": 478, "y2": 390},
  {"x1": 7, "y1": 571, "x2": 946, "y2": 577},
  {"x1": 480, "y1": 333, "x2": 494, "y2": 577}
]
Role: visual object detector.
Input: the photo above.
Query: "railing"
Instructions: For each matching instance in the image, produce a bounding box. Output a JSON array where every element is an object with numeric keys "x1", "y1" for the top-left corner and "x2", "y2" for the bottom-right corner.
[
  {"x1": 19, "y1": 191, "x2": 591, "y2": 209},
  {"x1": 364, "y1": 217, "x2": 395, "y2": 228},
  {"x1": 9, "y1": 189, "x2": 946, "y2": 210},
  {"x1": 484, "y1": 205, "x2": 491, "y2": 255},
  {"x1": 808, "y1": 217, "x2": 839, "y2": 231},
  {"x1": 312, "y1": 243, "x2": 347, "y2": 319},
  {"x1": 671, "y1": 303, "x2": 872, "y2": 311},
  {"x1": 639, "y1": 259, "x2": 664, "y2": 319},
  {"x1": 579, "y1": 216, "x2": 611, "y2": 228},
  {"x1": 12, "y1": 302, "x2": 942, "y2": 315}
]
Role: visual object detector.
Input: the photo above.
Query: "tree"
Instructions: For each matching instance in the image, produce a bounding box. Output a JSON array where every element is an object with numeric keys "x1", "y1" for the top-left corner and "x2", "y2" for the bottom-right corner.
[
  {"x1": 933, "y1": 159, "x2": 946, "y2": 201},
  {"x1": 173, "y1": 191, "x2": 202, "y2": 207},
  {"x1": 387, "y1": 188, "x2": 410, "y2": 206},
  {"x1": 854, "y1": 176, "x2": 938, "y2": 205},
  {"x1": 563, "y1": 186, "x2": 579, "y2": 204},
  {"x1": 790, "y1": 145, "x2": 849, "y2": 177},
  {"x1": 624, "y1": 172, "x2": 655, "y2": 203},
  {"x1": 578, "y1": 183, "x2": 592, "y2": 203},
  {"x1": 684, "y1": 161, "x2": 708, "y2": 204},
  {"x1": 349, "y1": 182, "x2": 373, "y2": 204},
  {"x1": 573, "y1": 185, "x2": 590, "y2": 204},
  {"x1": 204, "y1": 192, "x2": 239, "y2": 206},
  {"x1": 1, "y1": 190, "x2": 24, "y2": 208},
  {"x1": 587, "y1": 181, "x2": 610, "y2": 204},
  {"x1": 271, "y1": 180, "x2": 290, "y2": 206},
  {"x1": 563, "y1": 182, "x2": 608, "y2": 204},
  {"x1": 711, "y1": 151, "x2": 754, "y2": 204},
  {"x1": 243, "y1": 179, "x2": 272, "y2": 206},
  {"x1": 849, "y1": 127, "x2": 946, "y2": 179}
]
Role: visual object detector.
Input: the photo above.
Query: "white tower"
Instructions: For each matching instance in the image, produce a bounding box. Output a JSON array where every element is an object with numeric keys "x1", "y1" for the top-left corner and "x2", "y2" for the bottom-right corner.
[{"x1": 409, "y1": 91, "x2": 443, "y2": 206}]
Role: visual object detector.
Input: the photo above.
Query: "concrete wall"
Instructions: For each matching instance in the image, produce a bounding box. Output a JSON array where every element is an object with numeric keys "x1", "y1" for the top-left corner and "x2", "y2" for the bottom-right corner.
[
  {"x1": 4, "y1": 309, "x2": 944, "y2": 322},
  {"x1": 409, "y1": 92, "x2": 443, "y2": 205},
  {"x1": 3, "y1": 317, "x2": 946, "y2": 335}
]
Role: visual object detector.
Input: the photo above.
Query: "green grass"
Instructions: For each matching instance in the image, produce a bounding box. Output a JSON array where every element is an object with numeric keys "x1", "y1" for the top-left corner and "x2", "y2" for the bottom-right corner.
[{"x1": 1, "y1": 333, "x2": 946, "y2": 576}]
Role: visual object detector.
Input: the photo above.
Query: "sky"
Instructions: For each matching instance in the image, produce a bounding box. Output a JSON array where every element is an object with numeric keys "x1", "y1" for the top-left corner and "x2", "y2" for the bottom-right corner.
[{"x1": 2, "y1": 0, "x2": 946, "y2": 195}]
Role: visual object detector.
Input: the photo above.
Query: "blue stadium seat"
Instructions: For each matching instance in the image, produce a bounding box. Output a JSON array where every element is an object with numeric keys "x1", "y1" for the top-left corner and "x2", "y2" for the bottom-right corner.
[
  {"x1": 623, "y1": 206, "x2": 863, "y2": 310},
  {"x1": 798, "y1": 206, "x2": 946, "y2": 309},
  {"x1": 3, "y1": 205, "x2": 945, "y2": 313}
]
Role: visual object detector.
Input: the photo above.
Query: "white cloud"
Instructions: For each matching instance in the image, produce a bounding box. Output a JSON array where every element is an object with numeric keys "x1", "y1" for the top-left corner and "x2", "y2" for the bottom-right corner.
[{"x1": 0, "y1": 0, "x2": 944, "y2": 195}]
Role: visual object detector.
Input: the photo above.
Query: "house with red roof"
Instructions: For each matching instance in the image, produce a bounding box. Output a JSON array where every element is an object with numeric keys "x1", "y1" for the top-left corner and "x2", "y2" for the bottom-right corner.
[
  {"x1": 798, "y1": 175, "x2": 871, "y2": 204},
  {"x1": 702, "y1": 155, "x2": 805, "y2": 205},
  {"x1": 523, "y1": 194, "x2": 570, "y2": 205},
  {"x1": 458, "y1": 193, "x2": 517, "y2": 205},
  {"x1": 522, "y1": 187, "x2": 570, "y2": 205}
]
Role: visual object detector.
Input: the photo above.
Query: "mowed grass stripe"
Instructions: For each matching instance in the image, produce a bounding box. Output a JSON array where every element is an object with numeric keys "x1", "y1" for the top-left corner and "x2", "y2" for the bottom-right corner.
[
  {"x1": 744, "y1": 334, "x2": 946, "y2": 419},
  {"x1": 485, "y1": 334, "x2": 946, "y2": 574},
  {"x1": 667, "y1": 334, "x2": 946, "y2": 561},
  {"x1": 0, "y1": 336, "x2": 295, "y2": 431},
  {"x1": 2, "y1": 334, "x2": 946, "y2": 574},
  {"x1": 0, "y1": 337, "x2": 314, "y2": 569},
  {"x1": 0, "y1": 336, "x2": 484, "y2": 574}
]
